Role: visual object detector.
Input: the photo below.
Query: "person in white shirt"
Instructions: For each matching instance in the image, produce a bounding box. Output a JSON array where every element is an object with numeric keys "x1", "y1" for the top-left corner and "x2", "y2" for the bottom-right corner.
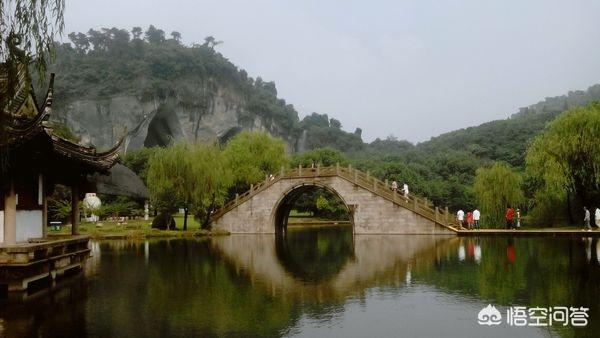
[
  {"x1": 473, "y1": 209, "x2": 481, "y2": 230},
  {"x1": 595, "y1": 207, "x2": 600, "y2": 228},
  {"x1": 403, "y1": 183, "x2": 409, "y2": 201},
  {"x1": 391, "y1": 180, "x2": 398, "y2": 192},
  {"x1": 584, "y1": 207, "x2": 591, "y2": 230},
  {"x1": 456, "y1": 209, "x2": 465, "y2": 228}
]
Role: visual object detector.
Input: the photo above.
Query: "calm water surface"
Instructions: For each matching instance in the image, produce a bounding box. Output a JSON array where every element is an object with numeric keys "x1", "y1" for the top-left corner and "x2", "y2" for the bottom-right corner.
[{"x1": 1, "y1": 226, "x2": 599, "y2": 338}]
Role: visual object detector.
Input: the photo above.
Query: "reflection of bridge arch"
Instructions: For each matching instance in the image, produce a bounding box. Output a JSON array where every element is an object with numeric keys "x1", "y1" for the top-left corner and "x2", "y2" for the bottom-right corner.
[
  {"x1": 211, "y1": 234, "x2": 459, "y2": 302},
  {"x1": 212, "y1": 166, "x2": 457, "y2": 234},
  {"x1": 272, "y1": 182, "x2": 353, "y2": 234},
  {"x1": 275, "y1": 227, "x2": 355, "y2": 282}
]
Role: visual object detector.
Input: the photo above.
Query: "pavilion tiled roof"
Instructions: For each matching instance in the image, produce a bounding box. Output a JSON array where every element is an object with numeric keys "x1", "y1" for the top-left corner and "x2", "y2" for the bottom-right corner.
[{"x1": 1, "y1": 64, "x2": 122, "y2": 172}]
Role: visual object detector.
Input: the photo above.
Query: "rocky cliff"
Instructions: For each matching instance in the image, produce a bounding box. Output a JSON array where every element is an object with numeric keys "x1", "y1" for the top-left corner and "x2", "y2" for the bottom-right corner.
[
  {"x1": 53, "y1": 84, "x2": 297, "y2": 152},
  {"x1": 48, "y1": 28, "x2": 305, "y2": 152}
]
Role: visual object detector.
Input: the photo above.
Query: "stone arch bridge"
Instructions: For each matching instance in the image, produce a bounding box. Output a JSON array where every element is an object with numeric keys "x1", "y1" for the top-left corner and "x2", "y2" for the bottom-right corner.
[{"x1": 212, "y1": 165, "x2": 459, "y2": 235}]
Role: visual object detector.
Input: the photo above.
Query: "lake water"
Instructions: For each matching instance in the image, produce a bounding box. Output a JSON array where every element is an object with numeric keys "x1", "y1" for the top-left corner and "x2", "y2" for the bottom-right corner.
[{"x1": 1, "y1": 226, "x2": 599, "y2": 337}]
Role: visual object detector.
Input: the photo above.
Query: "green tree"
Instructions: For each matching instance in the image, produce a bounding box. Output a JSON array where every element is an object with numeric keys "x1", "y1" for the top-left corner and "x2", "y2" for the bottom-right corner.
[
  {"x1": 121, "y1": 147, "x2": 158, "y2": 184},
  {"x1": 144, "y1": 25, "x2": 165, "y2": 44},
  {"x1": 147, "y1": 143, "x2": 195, "y2": 230},
  {"x1": 0, "y1": 0, "x2": 64, "y2": 81},
  {"x1": 291, "y1": 148, "x2": 348, "y2": 167},
  {"x1": 223, "y1": 131, "x2": 289, "y2": 191},
  {"x1": 525, "y1": 103, "x2": 600, "y2": 224},
  {"x1": 131, "y1": 26, "x2": 142, "y2": 40},
  {"x1": 68, "y1": 32, "x2": 89, "y2": 53},
  {"x1": 170, "y1": 31, "x2": 181, "y2": 42},
  {"x1": 202, "y1": 35, "x2": 222, "y2": 49},
  {"x1": 473, "y1": 162, "x2": 524, "y2": 228},
  {"x1": 147, "y1": 142, "x2": 233, "y2": 230},
  {"x1": 191, "y1": 143, "x2": 233, "y2": 228}
]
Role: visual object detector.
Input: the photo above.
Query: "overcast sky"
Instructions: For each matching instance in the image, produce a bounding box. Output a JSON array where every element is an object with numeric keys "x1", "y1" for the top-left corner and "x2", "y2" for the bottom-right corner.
[{"x1": 64, "y1": 0, "x2": 600, "y2": 143}]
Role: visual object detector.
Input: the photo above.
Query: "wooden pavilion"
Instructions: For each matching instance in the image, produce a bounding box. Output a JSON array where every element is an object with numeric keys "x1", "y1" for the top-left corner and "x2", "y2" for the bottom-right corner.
[{"x1": 0, "y1": 64, "x2": 122, "y2": 292}]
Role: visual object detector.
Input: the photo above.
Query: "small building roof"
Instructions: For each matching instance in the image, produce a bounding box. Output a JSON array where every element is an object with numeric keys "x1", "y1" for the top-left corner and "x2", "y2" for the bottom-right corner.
[{"x1": 91, "y1": 163, "x2": 149, "y2": 200}]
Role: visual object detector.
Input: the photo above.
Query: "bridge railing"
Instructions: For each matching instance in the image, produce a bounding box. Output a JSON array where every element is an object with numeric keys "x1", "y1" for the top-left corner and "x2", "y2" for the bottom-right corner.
[
  {"x1": 334, "y1": 165, "x2": 458, "y2": 230},
  {"x1": 211, "y1": 164, "x2": 459, "y2": 230}
]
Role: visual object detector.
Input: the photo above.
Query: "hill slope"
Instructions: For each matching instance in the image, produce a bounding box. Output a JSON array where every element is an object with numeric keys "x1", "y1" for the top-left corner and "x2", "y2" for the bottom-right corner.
[
  {"x1": 415, "y1": 84, "x2": 600, "y2": 167},
  {"x1": 49, "y1": 27, "x2": 352, "y2": 151}
]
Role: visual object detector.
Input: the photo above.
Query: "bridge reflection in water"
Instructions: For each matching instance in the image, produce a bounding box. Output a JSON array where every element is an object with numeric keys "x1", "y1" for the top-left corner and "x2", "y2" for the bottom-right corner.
[
  {"x1": 212, "y1": 227, "x2": 459, "y2": 301},
  {"x1": 2, "y1": 231, "x2": 599, "y2": 337}
]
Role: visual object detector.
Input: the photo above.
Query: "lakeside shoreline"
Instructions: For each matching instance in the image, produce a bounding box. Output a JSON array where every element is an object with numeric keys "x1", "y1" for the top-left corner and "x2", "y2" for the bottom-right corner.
[{"x1": 48, "y1": 229, "x2": 230, "y2": 240}]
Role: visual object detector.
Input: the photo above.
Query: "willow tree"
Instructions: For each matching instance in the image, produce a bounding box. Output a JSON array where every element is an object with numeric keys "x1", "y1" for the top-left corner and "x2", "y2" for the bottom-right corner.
[
  {"x1": 147, "y1": 143, "x2": 196, "y2": 230},
  {"x1": 223, "y1": 131, "x2": 289, "y2": 192},
  {"x1": 191, "y1": 143, "x2": 232, "y2": 229},
  {"x1": 147, "y1": 142, "x2": 233, "y2": 230},
  {"x1": 473, "y1": 162, "x2": 524, "y2": 228},
  {"x1": 525, "y1": 103, "x2": 600, "y2": 224}
]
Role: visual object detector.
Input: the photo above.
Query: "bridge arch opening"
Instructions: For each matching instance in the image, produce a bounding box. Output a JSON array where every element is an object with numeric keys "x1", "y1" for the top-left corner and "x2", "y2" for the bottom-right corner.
[{"x1": 272, "y1": 183, "x2": 354, "y2": 235}]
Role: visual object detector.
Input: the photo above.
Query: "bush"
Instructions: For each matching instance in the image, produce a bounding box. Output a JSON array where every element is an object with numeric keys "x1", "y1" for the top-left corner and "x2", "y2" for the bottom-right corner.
[{"x1": 151, "y1": 213, "x2": 177, "y2": 230}]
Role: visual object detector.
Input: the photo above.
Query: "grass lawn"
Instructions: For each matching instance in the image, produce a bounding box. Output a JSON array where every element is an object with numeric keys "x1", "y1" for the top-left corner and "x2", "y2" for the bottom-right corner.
[{"x1": 49, "y1": 214, "x2": 224, "y2": 239}]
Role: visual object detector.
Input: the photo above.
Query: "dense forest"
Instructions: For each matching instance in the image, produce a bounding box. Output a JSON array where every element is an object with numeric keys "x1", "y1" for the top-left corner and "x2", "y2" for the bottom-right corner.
[{"x1": 52, "y1": 26, "x2": 600, "y2": 223}]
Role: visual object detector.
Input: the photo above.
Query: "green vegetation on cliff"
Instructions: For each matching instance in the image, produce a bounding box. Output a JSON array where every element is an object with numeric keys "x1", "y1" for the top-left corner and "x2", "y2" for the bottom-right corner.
[{"x1": 51, "y1": 26, "x2": 362, "y2": 148}]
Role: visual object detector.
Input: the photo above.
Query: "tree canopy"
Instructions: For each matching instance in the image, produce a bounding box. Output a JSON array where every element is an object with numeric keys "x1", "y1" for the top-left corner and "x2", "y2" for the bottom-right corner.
[
  {"x1": 525, "y1": 103, "x2": 600, "y2": 224},
  {"x1": 147, "y1": 142, "x2": 232, "y2": 229},
  {"x1": 473, "y1": 162, "x2": 524, "y2": 228},
  {"x1": 223, "y1": 131, "x2": 289, "y2": 190}
]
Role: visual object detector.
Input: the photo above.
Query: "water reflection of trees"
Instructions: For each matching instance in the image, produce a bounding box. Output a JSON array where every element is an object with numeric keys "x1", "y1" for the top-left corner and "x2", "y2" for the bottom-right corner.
[
  {"x1": 91, "y1": 239, "x2": 302, "y2": 337},
  {"x1": 413, "y1": 236, "x2": 600, "y2": 338},
  {"x1": 2, "y1": 235, "x2": 598, "y2": 337}
]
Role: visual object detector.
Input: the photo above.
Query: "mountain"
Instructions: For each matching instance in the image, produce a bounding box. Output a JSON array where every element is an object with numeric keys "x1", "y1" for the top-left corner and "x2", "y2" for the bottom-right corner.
[
  {"x1": 50, "y1": 26, "x2": 600, "y2": 172},
  {"x1": 49, "y1": 27, "x2": 334, "y2": 151},
  {"x1": 48, "y1": 26, "x2": 600, "y2": 211},
  {"x1": 414, "y1": 84, "x2": 600, "y2": 167}
]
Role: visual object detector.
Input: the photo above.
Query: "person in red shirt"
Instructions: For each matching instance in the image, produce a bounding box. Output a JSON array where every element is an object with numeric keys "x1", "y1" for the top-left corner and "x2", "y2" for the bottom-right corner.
[
  {"x1": 507, "y1": 243, "x2": 516, "y2": 264},
  {"x1": 466, "y1": 211, "x2": 473, "y2": 230},
  {"x1": 505, "y1": 207, "x2": 515, "y2": 229}
]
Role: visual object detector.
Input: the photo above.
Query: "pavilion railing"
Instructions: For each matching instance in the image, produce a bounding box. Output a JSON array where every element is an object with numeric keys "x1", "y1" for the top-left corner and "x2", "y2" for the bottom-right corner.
[{"x1": 211, "y1": 164, "x2": 459, "y2": 231}]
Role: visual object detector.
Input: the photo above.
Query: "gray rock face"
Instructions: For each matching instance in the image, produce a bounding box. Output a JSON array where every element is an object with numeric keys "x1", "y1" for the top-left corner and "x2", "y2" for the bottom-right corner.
[{"x1": 52, "y1": 84, "x2": 297, "y2": 152}]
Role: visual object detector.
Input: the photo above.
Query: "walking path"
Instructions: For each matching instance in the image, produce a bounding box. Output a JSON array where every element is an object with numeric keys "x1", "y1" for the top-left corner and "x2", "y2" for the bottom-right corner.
[{"x1": 457, "y1": 228, "x2": 600, "y2": 236}]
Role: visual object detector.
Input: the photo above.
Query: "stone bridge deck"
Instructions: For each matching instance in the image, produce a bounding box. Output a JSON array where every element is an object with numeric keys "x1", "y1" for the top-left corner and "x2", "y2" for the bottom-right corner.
[{"x1": 211, "y1": 165, "x2": 460, "y2": 234}]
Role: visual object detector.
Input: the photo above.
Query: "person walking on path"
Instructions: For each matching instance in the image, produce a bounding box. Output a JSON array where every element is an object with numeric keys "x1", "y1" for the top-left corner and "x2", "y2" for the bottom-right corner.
[
  {"x1": 456, "y1": 209, "x2": 465, "y2": 229},
  {"x1": 473, "y1": 209, "x2": 481, "y2": 230},
  {"x1": 391, "y1": 180, "x2": 398, "y2": 193},
  {"x1": 595, "y1": 207, "x2": 600, "y2": 228},
  {"x1": 516, "y1": 209, "x2": 521, "y2": 228},
  {"x1": 584, "y1": 207, "x2": 592, "y2": 231},
  {"x1": 505, "y1": 207, "x2": 515, "y2": 230},
  {"x1": 403, "y1": 183, "x2": 409, "y2": 201},
  {"x1": 466, "y1": 211, "x2": 474, "y2": 230}
]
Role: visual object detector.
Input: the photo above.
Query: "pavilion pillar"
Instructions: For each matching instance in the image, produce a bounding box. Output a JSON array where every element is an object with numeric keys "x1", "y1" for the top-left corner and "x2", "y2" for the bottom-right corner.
[
  {"x1": 71, "y1": 184, "x2": 80, "y2": 235},
  {"x1": 4, "y1": 181, "x2": 17, "y2": 245},
  {"x1": 42, "y1": 193, "x2": 48, "y2": 237},
  {"x1": 41, "y1": 174, "x2": 48, "y2": 237}
]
